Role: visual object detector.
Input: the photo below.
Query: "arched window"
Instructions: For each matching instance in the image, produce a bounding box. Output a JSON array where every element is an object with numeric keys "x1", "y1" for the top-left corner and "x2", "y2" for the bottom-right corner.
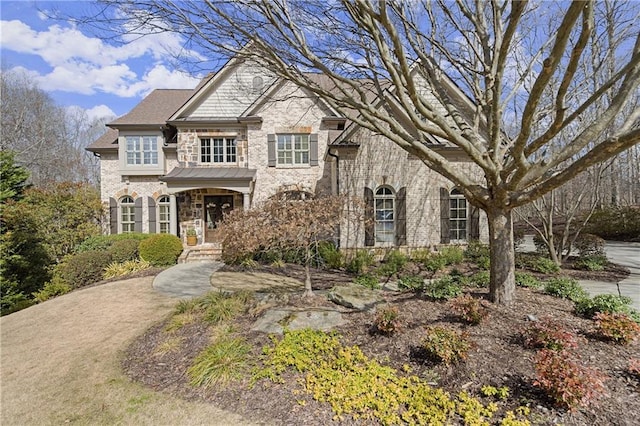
[
  {"x1": 375, "y1": 186, "x2": 395, "y2": 243},
  {"x1": 157, "y1": 195, "x2": 170, "y2": 233},
  {"x1": 120, "y1": 196, "x2": 135, "y2": 234},
  {"x1": 449, "y1": 189, "x2": 467, "y2": 241}
]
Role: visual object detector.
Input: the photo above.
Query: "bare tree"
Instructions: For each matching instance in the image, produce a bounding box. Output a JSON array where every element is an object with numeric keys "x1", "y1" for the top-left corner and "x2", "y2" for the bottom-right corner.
[
  {"x1": 78, "y1": 0, "x2": 640, "y2": 304},
  {"x1": 214, "y1": 196, "x2": 346, "y2": 297},
  {"x1": 0, "y1": 69, "x2": 109, "y2": 186}
]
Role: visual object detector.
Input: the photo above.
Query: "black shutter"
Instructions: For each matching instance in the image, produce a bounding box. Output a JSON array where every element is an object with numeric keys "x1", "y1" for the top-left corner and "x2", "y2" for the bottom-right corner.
[
  {"x1": 148, "y1": 197, "x2": 157, "y2": 233},
  {"x1": 134, "y1": 197, "x2": 143, "y2": 233},
  {"x1": 267, "y1": 134, "x2": 276, "y2": 167},
  {"x1": 395, "y1": 187, "x2": 406, "y2": 246},
  {"x1": 364, "y1": 187, "x2": 375, "y2": 246},
  {"x1": 109, "y1": 197, "x2": 118, "y2": 235},
  {"x1": 470, "y1": 204, "x2": 480, "y2": 240},
  {"x1": 440, "y1": 188, "x2": 450, "y2": 244},
  {"x1": 309, "y1": 133, "x2": 319, "y2": 166}
]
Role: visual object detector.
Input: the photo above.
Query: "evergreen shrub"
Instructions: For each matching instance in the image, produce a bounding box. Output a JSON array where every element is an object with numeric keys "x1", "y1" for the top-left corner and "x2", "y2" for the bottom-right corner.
[{"x1": 139, "y1": 234, "x2": 183, "y2": 266}]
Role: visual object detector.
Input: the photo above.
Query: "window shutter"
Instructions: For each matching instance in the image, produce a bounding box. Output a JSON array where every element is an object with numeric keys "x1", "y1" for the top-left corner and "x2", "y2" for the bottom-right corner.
[
  {"x1": 470, "y1": 205, "x2": 480, "y2": 240},
  {"x1": 309, "y1": 133, "x2": 319, "y2": 166},
  {"x1": 440, "y1": 188, "x2": 450, "y2": 244},
  {"x1": 364, "y1": 187, "x2": 375, "y2": 246},
  {"x1": 267, "y1": 134, "x2": 276, "y2": 167},
  {"x1": 134, "y1": 197, "x2": 143, "y2": 233},
  {"x1": 148, "y1": 197, "x2": 157, "y2": 233},
  {"x1": 109, "y1": 197, "x2": 118, "y2": 235},
  {"x1": 395, "y1": 187, "x2": 406, "y2": 246}
]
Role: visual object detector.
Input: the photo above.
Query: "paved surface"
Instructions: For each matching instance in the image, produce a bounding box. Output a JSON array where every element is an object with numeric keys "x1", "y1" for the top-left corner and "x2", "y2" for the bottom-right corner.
[
  {"x1": 152, "y1": 261, "x2": 223, "y2": 298},
  {"x1": 520, "y1": 237, "x2": 640, "y2": 310}
]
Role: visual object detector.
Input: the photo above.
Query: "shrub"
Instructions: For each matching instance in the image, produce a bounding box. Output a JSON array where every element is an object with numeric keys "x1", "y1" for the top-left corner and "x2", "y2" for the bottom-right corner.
[
  {"x1": 515, "y1": 272, "x2": 542, "y2": 289},
  {"x1": 422, "y1": 326, "x2": 473, "y2": 365},
  {"x1": 32, "y1": 278, "x2": 72, "y2": 302},
  {"x1": 378, "y1": 249, "x2": 408, "y2": 277},
  {"x1": 593, "y1": 312, "x2": 640, "y2": 344},
  {"x1": 481, "y1": 385, "x2": 510, "y2": 400},
  {"x1": 345, "y1": 249, "x2": 374, "y2": 275},
  {"x1": 575, "y1": 255, "x2": 608, "y2": 271},
  {"x1": 410, "y1": 248, "x2": 431, "y2": 263},
  {"x1": 198, "y1": 291, "x2": 252, "y2": 325},
  {"x1": 373, "y1": 305, "x2": 402, "y2": 335},
  {"x1": 76, "y1": 233, "x2": 151, "y2": 253},
  {"x1": 533, "y1": 349, "x2": 606, "y2": 410},
  {"x1": 397, "y1": 275, "x2": 425, "y2": 291},
  {"x1": 139, "y1": 234, "x2": 183, "y2": 266},
  {"x1": 467, "y1": 271, "x2": 490, "y2": 288},
  {"x1": 317, "y1": 241, "x2": 343, "y2": 269},
  {"x1": 574, "y1": 294, "x2": 637, "y2": 319},
  {"x1": 107, "y1": 239, "x2": 141, "y2": 263},
  {"x1": 531, "y1": 257, "x2": 560, "y2": 274},
  {"x1": 585, "y1": 206, "x2": 640, "y2": 240},
  {"x1": 188, "y1": 336, "x2": 251, "y2": 388},
  {"x1": 354, "y1": 273, "x2": 380, "y2": 290},
  {"x1": 450, "y1": 294, "x2": 490, "y2": 325},
  {"x1": 464, "y1": 240, "x2": 489, "y2": 261},
  {"x1": 54, "y1": 250, "x2": 113, "y2": 289},
  {"x1": 543, "y1": 277, "x2": 588, "y2": 302},
  {"x1": 424, "y1": 276, "x2": 463, "y2": 301},
  {"x1": 438, "y1": 246, "x2": 465, "y2": 266},
  {"x1": 519, "y1": 317, "x2": 580, "y2": 351},
  {"x1": 573, "y1": 233, "x2": 606, "y2": 257},
  {"x1": 422, "y1": 253, "x2": 448, "y2": 272},
  {"x1": 103, "y1": 259, "x2": 151, "y2": 279}
]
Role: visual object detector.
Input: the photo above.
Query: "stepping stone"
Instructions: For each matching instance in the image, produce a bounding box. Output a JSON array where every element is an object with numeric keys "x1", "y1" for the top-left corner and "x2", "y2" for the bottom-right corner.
[
  {"x1": 327, "y1": 284, "x2": 383, "y2": 311},
  {"x1": 251, "y1": 307, "x2": 346, "y2": 334}
]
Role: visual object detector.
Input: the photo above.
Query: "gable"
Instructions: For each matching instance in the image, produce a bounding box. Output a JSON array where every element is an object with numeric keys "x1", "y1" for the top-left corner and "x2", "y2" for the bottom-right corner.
[{"x1": 177, "y1": 60, "x2": 277, "y2": 119}]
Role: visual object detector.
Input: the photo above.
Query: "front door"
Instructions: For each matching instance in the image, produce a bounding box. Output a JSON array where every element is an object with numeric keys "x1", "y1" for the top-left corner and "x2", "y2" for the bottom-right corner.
[{"x1": 204, "y1": 195, "x2": 234, "y2": 242}]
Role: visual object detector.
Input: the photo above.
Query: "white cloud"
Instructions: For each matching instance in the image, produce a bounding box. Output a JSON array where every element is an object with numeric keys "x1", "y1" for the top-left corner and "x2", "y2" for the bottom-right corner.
[
  {"x1": 84, "y1": 104, "x2": 117, "y2": 121},
  {"x1": 0, "y1": 19, "x2": 203, "y2": 98}
]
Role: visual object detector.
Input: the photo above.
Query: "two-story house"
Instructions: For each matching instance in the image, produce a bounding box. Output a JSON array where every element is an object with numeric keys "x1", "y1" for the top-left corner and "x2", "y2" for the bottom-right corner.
[{"x1": 87, "y1": 53, "x2": 488, "y2": 255}]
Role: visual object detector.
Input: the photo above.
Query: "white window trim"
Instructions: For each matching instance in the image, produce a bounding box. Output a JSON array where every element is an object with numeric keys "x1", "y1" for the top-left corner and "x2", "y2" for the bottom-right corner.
[
  {"x1": 157, "y1": 195, "x2": 171, "y2": 234},
  {"x1": 374, "y1": 186, "x2": 395, "y2": 244},
  {"x1": 200, "y1": 137, "x2": 237, "y2": 164},
  {"x1": 119, "y1": 196, "x2": 135, "y2": 234},
  {"x1": 449, "y1": 190, "x2": 468, "y2": 242},
  {"x1": 277, "y1": 134, "x2": 310, "y2": 166}
]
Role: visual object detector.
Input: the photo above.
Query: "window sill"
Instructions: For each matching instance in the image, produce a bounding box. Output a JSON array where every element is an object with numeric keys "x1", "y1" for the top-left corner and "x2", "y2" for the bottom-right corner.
[{"x1": 275, "y1": 164, "x2": 312, "y2": 169}]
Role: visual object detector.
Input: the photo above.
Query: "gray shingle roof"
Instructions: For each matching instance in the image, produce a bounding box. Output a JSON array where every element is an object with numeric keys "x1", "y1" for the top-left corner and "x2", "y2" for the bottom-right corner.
[
  {"x1": 160, "y1": 167, "x2": 257, "y2": 181},
  {"x1": 86, "y1": 127, "x2": 118, "y2": 152},
  {"x1": 108, "y1": 89, "x2": 194, "y2": 126}
]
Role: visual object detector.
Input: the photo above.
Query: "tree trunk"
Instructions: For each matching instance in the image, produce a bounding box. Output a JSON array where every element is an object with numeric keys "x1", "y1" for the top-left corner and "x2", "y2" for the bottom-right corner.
[
  {"x1": 487, "y1": 208, "x2": 516, "y2": 305},
  {"x1": 303, "y1": 249, "x2": 314, "y2": 298}
]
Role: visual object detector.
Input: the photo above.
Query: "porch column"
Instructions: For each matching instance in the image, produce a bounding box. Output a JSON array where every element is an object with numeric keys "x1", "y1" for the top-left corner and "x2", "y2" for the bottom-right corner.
[
  {"x1": 169, "y1": 194, "x2": 178, "y2": 235},
  {"x1": 243, "y1": 192, "x2": 250, "y2": 210}
]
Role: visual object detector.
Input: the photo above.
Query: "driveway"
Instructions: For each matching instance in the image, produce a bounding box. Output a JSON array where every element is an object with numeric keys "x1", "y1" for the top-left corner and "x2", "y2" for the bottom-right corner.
[{"x1": 520, "y1": 237, "x2": 640, "y2": 310}]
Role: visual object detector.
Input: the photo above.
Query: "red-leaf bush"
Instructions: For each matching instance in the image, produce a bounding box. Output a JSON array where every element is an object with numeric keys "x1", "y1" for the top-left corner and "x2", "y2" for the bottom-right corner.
[
  {"x1": 422, "y1": 326, "x2": 473, "y2": 365},
  {"x1": 520, "y1": 317, "x2": 581, "y2": 351},
  {"x1": 533, "y1": 349, "x2": 606, "y2": 410},
  {"x1": 373, "y1": 305, "x2": 402, "y2": 335},
  {"x1": 593, "y1": 312, "x2": 640, "y2": 345},
  {"x1": 449, "y1": 294, "x2": 490, "y2": 325}
]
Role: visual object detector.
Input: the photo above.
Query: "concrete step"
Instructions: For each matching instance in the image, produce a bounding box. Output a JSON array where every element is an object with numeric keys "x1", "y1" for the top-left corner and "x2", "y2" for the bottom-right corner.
[{"x1": 179, "y1": 244, "x2": 222, "y2": 263}]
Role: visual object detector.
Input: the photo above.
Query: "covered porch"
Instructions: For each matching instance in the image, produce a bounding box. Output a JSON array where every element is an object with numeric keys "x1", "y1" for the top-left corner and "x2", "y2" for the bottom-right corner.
[{"x1": 160, "y1": 167, "x2": 256, "y2": 246}]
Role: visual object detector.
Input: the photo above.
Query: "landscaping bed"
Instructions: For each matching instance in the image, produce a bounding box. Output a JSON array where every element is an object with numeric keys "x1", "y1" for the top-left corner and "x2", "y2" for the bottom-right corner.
[{"x1": 123, "y1": 259, "x2": 639, "y2": 425}]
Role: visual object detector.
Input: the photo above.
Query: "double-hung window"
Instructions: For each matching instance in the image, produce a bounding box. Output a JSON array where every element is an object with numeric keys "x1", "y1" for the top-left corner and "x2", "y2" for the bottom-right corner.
[
  {"x1": 375, "y1": 187, "x2": 395, "y2": 243},
  {"x1": 277, "y1": 134, "x2": 309, "y2": 165},
  {"x1": 126, "y1": 136, "x2": 158, "y2": 165},
  {"x1": 201, "y1": 138, "x2": 236, "y2": 163},
  {"x1": 158, "y1": 195, "x2": 170, "y2": 233},
  {"x1": 449, "y1": 189, "x2": 467, "y2": 241},
  {"x1": 120, "y1": 196, "x2": 135, "y2": 233}
]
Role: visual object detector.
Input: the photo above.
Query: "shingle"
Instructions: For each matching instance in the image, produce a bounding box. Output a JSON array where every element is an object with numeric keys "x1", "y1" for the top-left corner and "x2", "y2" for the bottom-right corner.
[
  {"x1": 108, "y1": 89, "x2": 194, "y2": 126},
  {"x1": 86, "y1": 127, "x2": 118, "y2": 152}
]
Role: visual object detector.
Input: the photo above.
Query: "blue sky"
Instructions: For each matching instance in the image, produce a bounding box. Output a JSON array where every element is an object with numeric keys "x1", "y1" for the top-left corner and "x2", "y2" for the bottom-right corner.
[{"x1": 1, "y1": 0, "x2": 203, "y2": 121}]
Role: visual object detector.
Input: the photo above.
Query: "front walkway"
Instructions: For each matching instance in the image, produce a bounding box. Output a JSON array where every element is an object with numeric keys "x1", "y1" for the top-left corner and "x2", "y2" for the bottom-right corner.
[{"x1": 152, "y1": 261, "x2": 223, "y2": 298}]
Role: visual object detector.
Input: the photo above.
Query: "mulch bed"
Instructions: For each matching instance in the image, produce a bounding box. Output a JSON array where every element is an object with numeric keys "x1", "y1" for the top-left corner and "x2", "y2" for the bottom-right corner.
[{"x1": 123, "y1": 262, "x2": 639, "y2": 425}]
